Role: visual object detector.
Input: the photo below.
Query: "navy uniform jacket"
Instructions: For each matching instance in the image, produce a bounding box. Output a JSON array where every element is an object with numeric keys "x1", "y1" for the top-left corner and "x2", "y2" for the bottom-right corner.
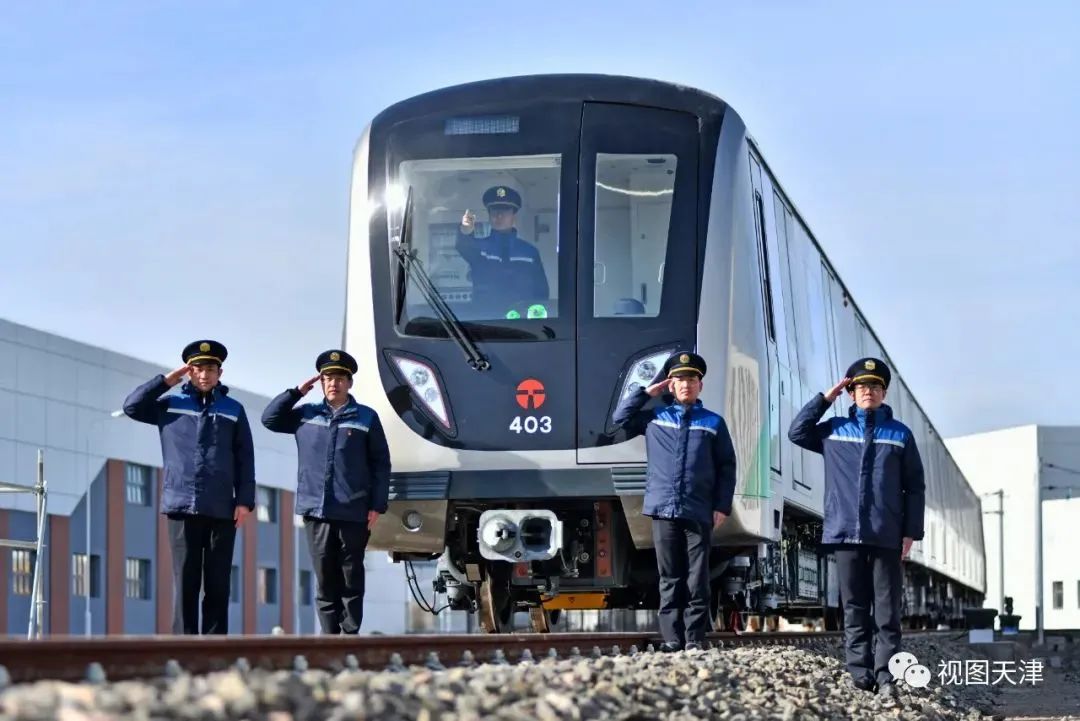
[
  {"x1": 456, "y1": 229, "x2": 549, "y2": 310},
  {"x1": 789, "y1": 394, "x2": 925, "y2": 549},
  {"x1": 261, "y1": 391, "x2": 391, "y2": 522},
  {"x1": 123, "y1": 377, "x2": 256, "y2": 520},
  {"x1": 612, "y1": 389, "x2": 737, "y2": 524}
]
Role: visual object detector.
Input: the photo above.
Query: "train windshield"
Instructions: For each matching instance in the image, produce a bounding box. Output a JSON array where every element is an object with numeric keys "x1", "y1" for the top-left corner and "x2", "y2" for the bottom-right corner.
[{"x1": 395, "y1": 154, "x2": 562, "y2": 338}]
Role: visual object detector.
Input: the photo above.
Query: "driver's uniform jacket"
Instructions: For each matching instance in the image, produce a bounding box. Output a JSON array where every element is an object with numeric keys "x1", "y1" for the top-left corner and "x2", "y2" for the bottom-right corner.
[{"x1": 455, "y1": 228, "x2": 549, "y2": 310}]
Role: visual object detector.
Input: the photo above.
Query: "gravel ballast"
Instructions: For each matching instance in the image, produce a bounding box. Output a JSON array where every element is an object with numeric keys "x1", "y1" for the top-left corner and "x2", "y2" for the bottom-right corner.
[{"x1": 0, "y1": 635, "x2": 1067, "y2": 721}]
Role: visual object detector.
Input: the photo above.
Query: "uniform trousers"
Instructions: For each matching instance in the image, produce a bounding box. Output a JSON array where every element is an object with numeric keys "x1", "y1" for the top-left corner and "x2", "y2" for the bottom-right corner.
[
  {"x1": 834, "y1": 544, "x2": 904, "y2": 686},
  {"x1": 652, "y1": 517, "x2": 712, "y2": 646},
  {"x1": 166, "y1": 513, "x2": 236, "y2": 635},
  {"x1": 304, "y1": 517, "x2": 370, "y2": 634}
]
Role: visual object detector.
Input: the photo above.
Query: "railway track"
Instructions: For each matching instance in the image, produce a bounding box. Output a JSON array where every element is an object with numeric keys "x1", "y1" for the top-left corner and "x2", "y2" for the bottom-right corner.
[{"x1": 0, "y1": 629, "x2": 959, "y2": 686}]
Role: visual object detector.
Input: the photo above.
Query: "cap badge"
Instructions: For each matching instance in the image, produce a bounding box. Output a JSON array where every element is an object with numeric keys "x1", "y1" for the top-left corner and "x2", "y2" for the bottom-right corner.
[
  {"x1": 496, "y1": 187, "x2": 506, "y2": 198},
  {"x1": 330, "y1": 352, "x2": 340, "y2": 362},
  {"x1": 679, "y1": 354, "x2": 690, "y2": 364},
  {"x1": 199, "y1": 342, "x2": 210, "y2": 352},
  {"x1": 864, "y1": 360, "x2": 876, "y2": 370}
]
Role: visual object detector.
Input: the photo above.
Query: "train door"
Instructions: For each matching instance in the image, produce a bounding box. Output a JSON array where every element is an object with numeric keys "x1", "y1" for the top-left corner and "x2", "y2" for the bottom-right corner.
[
  {"x1": 749, "y1": 156, "x2": 783, "y2": 480},
  {"x1": 772, "y1": 197, "x2": 805, "y2": 491},
  {"x1": 821, "y1": 263, "x2": 842, "y2": 403},
  {"x1": 575, "y1": 103, "x2": 700, "y2": 463}
]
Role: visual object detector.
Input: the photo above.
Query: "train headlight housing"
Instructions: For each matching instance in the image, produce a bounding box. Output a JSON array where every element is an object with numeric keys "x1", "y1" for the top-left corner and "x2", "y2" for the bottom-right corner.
[
  {"x1": 621, "y1": 350, "x2": 676, "y2": 399},
  {"x1": 391, "y1": 355, "x2": 451, "y2": 429}
]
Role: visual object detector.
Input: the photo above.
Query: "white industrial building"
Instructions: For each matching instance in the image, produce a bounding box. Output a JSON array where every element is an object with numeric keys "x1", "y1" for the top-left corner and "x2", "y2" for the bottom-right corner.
[{"x1": 947, "y1": 425, "x2": 1080, "y2": 631}]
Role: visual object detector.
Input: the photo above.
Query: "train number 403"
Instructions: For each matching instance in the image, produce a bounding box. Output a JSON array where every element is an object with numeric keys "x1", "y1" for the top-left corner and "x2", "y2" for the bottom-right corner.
[{"x1": 509, "y1": 416, "x2": 552, "y2": 434}]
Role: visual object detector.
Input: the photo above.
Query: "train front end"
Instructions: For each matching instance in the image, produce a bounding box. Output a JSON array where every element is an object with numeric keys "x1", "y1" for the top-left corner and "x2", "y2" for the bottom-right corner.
[{"x1": 344, "y1": 76, "x2": 733, "y2": 631}]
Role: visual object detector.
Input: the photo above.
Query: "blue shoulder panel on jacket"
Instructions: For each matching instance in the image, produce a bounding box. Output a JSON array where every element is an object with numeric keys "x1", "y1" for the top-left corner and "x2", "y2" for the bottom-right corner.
[
  {"x1": 166, "y1": 394, "x2": 199, "y2": 413},
  {"x1": 874, "y1": 420, "x2": 910, "y2": 448},
  {"x1": 828, "y1": 419, "x2": 863, "y2": 442},
  {"x1": 688, "y1": 408, "x2": 722, "y2": 435}
]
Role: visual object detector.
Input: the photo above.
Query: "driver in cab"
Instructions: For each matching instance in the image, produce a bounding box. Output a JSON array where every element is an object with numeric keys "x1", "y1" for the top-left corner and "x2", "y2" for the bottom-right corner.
[{"x1": 457, "y1": 186, "x2": 549, "y2": 316}]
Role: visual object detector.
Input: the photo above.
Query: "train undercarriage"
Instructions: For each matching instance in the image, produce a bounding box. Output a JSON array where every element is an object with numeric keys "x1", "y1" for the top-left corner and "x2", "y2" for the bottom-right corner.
[{"x1": 392, "y1": 500, "x2": 983, "y2": 633}]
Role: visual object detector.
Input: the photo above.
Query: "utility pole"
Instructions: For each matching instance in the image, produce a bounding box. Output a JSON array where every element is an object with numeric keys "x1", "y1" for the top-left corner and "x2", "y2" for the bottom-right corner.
[
  {"x1": 1034, "y1": 461, "x2": 1043, "y2": 647},
  {"x1": 982, "y1": 490, "x2": 1005, "y2": 620}
]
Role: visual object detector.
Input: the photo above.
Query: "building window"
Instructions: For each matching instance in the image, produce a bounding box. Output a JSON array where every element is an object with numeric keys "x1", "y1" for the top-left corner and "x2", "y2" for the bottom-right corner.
[
  {"x1": 1052, "y1": 581, "x2": 1063, "y2": 610},
  {"x1": 230, "y1": 565, "x2": 240, "y2": 602},
  {"x1": 125, "y1": 558, "x2": 151, "y2": 600},
  {"x1": 72, "y1": 553, "x2": 101, "y2": 598},
  {"x1": 12, "y1": 550, "x2": 36, "y2": 595},
  {"x1": 258, "y1": 567, "x2": 278, "y2": 604},
  {"x1": 299, "y1": 570, "x2": 313, "y2": 606},
  {"x1": 125, "y1": 463, "x2": 153, "y2": 506},
  {"x1": 256, "y1": 486, "x2": 278, "y2": 523}
]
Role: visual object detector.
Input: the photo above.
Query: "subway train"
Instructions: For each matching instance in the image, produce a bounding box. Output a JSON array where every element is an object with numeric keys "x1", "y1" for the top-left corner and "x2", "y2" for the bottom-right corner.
[{"x1": 343, "y1": 75, "x2": 986, "y2": 632}]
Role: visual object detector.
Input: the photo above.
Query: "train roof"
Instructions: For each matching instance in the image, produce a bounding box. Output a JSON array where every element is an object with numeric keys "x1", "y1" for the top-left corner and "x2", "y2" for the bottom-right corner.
[{"x1": 372, "y1": 74, "x2": 730, "y2": 126}]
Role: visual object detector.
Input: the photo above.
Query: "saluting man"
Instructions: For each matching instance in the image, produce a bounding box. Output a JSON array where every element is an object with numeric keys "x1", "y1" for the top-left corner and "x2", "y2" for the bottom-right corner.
[
  {"x1": 458, "y1": 186, "x2": 550, "y2": 313},
  {"x1": 788, "y1": 357, "x2": 925, "y2": 698},
  {"x1": 123, "y1": 340, "x2": 256, "y2": 635},
  {"x1": 612, "y1": 351, "x2": 737, "y2": 652},
  {"x1": 261, "y1": 350, "x2": 391, "y2": 634}
]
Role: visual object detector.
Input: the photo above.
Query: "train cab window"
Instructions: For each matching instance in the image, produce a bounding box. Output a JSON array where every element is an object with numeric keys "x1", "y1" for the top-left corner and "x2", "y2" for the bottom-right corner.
[
  {"x1": 592, "y1": 153, "x2": 676, "y2": 318},
  {"x1": 396, "y1": 154, "x2": 562, "y2": 328}
]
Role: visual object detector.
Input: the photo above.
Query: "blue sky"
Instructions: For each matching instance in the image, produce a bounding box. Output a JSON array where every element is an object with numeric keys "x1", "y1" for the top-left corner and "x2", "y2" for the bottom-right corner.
[{"x1": 2, "y1": 1, "x2": 1077, "y2": 437}]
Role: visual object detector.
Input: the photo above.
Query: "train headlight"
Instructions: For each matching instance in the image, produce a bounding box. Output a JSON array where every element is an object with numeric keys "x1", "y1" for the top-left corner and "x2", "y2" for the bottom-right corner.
[
  {"x1": 621, "y1": 350, "x2": 676, "y2": 399},
  {"x1": 391, "y1": 355, "x2": 451, "y2": 428},
  {"x1": 636, "y1": 361, "x2": 657, "y2": 381}
]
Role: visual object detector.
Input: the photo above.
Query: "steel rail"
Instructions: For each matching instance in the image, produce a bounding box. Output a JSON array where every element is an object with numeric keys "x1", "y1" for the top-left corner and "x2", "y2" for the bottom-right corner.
[{"x1": 0, "y1": 629, "x2": 958, "y2": 685}]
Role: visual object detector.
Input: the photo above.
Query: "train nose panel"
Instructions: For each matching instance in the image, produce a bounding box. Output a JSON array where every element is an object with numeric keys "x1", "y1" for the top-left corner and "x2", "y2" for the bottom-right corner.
[{"x1": 383, "y1": 343, "x2": 576, "y2": 450}]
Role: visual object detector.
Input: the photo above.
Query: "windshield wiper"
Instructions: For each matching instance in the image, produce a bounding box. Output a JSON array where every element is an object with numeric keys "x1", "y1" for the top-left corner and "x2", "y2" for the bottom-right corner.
[{"x1": 391, "y1": 187, "x2": 490, "y2": 371}]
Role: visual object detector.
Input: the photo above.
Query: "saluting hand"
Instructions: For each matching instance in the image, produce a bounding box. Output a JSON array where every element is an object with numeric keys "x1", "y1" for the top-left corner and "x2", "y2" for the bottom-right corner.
[
  {"x1": 902, "y1": 537, "x2": 914, "y2": 559},
  {"x1": 645, "y1": 378, "x2": 672, "y2": 397},
  {"x1": 823, "y1": 377, "x2": 851, "y2": 403},
  {"x1": 297, "y1": 374, "x2": 321, "y2": 395},
  {"x1": 460, "y1": 209, "x2": 476, "y2": 235},
  {"x1": 165, "y1": 365, "x2": 193, "y2": 387}
]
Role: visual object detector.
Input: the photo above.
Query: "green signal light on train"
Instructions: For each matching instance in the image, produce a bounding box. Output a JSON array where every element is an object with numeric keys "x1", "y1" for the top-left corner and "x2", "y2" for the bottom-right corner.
[
  {"x1": 527, "y1": 304, "x2": 548, "y2": 319},
  {"x1": 505, "y1": 309, "x2": 521, "y2": 320}
]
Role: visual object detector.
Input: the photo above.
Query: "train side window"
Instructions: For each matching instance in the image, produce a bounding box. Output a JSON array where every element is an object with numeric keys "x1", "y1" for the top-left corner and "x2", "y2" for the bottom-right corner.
[
  {"x1": 753, "y1": 191, "x2": 777, "y2": 341},
  {"x1": 593, "y1": 153, "x2": 676, "y2": 318}
]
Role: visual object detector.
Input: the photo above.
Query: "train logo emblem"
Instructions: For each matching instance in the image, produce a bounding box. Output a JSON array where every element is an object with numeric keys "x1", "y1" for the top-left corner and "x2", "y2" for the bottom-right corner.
[{"x1": 515, "y1": 379, "x2": 546, "y2": 410}]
